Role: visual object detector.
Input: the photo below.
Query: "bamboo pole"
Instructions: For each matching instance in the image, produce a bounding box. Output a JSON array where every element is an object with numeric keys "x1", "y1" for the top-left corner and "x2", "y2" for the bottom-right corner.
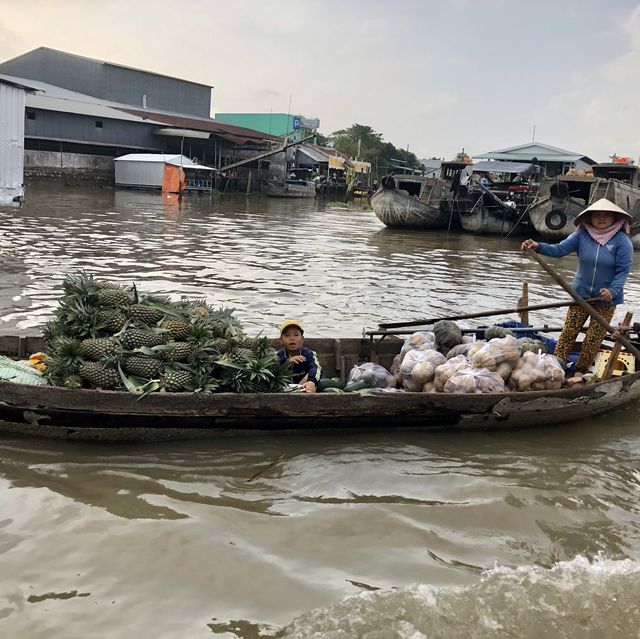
[{"x1": 525, "y1": 248, "x2": 640, "y2": 360}]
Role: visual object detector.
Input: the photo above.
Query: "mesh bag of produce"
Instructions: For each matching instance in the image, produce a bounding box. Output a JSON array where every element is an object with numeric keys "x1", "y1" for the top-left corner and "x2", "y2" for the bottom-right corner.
[
  {"x1": 444, "y1": 368, "x2": 505, "y2": 394},
  {"x1": 433, "y1": 320, "x2": 463, "y2": 354},
  {"x1": 507, "y1": 351, "x2": 565, "y2": 391},
  {"x1": 433, "y1": 355, "x2": 472, "y2": 392},
  {"x1": 346, "y1": 362, "x2": 395, "y2": 388},
  {"x1": 399, "y1": 331, "x2": 436, "y2": 359}
]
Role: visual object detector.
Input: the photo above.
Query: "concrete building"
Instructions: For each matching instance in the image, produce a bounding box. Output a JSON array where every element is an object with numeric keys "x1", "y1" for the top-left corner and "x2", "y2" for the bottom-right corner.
[
  {"x1": 474, "y1": 142, "x2": 596, "y2": 177},
  {"x1": 0, "y1": 48, "x2": 281, "y2": 186},
  {"x1": 215, "y1": 113, "x2": 320, "y2": 142}
]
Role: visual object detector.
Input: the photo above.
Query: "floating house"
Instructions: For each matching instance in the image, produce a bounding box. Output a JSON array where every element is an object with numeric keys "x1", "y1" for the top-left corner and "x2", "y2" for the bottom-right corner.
[
  {"x1": 114, "y1": 154, "x2": 215, "y2": 192},
  {"x1": 474, "y1": 141, "x2": 596, "y2": 177}
]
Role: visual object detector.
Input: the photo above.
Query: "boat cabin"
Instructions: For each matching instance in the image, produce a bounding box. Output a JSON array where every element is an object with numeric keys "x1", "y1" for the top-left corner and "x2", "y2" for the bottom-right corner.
[{"x1": 592, "y1": 163, "x2": 640, "y2": 187}]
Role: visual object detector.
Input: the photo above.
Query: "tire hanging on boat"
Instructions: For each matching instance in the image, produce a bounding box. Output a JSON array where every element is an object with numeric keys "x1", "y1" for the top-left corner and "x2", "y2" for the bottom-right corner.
[{"x1": 545, "y1": 209, "x2": 568, "y2": 231}]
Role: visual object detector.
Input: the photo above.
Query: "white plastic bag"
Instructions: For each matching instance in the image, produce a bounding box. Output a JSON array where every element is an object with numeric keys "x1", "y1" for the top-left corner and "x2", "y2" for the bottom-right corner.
[
  {"x1": 400, "y1": 331, "x2": 436, "y2": 359},
  {"x1": 444, "y1": 368, "x2": 505, "y2": 394},
  {"x1": 434, "y1": 355, "x2": 472, "y2": 392},
  {"x1": 400, "y1": 349, "x2": 446, "y2": 391},
  {"x1": 346, "y1": 362, "x2": 394, "y2": 388},
  {"x1": 507, "y1": 351, "x2": 565, "y2": 391}
]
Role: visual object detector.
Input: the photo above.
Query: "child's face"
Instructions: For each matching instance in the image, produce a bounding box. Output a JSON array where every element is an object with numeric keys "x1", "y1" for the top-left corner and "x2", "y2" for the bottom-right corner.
[{"x1": 280, "y1": 327, "x2": 304, "y2": 351}]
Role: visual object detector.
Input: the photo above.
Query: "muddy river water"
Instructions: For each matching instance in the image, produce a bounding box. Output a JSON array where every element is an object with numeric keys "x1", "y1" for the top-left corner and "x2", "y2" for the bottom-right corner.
[{"x1": 1, "y1": 185, "x2": 640, "y2": 638}]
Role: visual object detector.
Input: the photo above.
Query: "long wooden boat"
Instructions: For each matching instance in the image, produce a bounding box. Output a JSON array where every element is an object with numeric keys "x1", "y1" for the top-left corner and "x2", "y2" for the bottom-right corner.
[
  {"x1": 1, "y1": 333, "x2": 639, "y2": 442},
  {"x1": 262, "y1": 179, "x2": 316, "y2": 198},
  {"x1": 528, "y1": 163, "x2": 640, "y2": 245}
]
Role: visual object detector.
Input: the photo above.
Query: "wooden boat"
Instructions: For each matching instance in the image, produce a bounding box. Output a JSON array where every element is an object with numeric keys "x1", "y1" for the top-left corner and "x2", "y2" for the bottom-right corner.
[
  {"x1": 1, "y1": 332, "x2": 640, "y2": 441},
  {"x1": 262, "y1": 178, "x2": 316, "y2": 198},
  {"x1": 528, "y1": 162, "x2": 640, "y2": 245},
  {"x1": 371, "y1": 165, "x2": 466, "y2": 229}
]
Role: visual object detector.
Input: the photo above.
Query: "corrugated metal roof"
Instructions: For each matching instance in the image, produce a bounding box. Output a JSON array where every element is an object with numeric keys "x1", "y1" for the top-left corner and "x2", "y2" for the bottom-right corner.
[
  {"x1": 3, "y1": 47, "x2": 214, "y2": 89},
  {"x1": 298, "y1": 145, "x2": 328, "y2": 163},
  {"x1": 475, "y1": 141, "x2": 596, "y2": 164},
  {"x1": 114, "y1": 153, "x2": 215, "y2": 171},
  {"x1": 472, "y1": 160, "x2": 533, "y2": 173}
]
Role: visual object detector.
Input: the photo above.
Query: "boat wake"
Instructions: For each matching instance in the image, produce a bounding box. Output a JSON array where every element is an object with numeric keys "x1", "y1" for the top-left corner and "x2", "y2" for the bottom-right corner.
[{"x1": 268, "y1": 555, "x2": 640, "y2": 638}]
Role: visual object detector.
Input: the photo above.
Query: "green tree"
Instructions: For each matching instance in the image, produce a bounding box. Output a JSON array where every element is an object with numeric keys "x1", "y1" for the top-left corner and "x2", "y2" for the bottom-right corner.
[
  {"x1": 328, "y1": 124, "x2": 422, "y2": 177},
  {"x1": 329, "y1": 124, "x2": 384, "y2": 163}
]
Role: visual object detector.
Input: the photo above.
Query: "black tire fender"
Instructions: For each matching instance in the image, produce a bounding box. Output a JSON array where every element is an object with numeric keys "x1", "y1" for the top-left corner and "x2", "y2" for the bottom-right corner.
[{"x1": 545, "y1": 209, "x2": 567, "y2": 230}]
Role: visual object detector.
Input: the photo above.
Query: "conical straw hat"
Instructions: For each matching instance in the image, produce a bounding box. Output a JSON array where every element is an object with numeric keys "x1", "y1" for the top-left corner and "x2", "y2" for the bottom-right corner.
[{"x1": 575, "y1": 197, "x2": 633, "y2": 225}]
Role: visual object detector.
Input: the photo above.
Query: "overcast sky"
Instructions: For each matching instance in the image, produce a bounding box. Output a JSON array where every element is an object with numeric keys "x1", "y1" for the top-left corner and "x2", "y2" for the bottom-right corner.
[{"x1": 1, "y1": 0, "x2": 639, "y2": 162}]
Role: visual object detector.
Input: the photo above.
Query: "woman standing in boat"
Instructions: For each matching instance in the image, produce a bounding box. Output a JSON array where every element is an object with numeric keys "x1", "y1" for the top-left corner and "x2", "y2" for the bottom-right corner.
[{"x1": 521, "y1": 198, "x2": 634, "y2": 373}]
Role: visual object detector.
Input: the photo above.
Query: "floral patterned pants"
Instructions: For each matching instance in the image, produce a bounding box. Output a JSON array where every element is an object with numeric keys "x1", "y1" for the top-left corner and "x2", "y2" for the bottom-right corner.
[{"x1": 554, "y1": 304, "x2": 616, "y2": 372}]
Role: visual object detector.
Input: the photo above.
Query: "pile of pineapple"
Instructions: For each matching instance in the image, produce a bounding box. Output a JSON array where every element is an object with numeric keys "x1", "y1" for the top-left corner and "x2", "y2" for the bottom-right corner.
[{"x1": 42, "y1": 273, "x2": 292, "y2": 394}]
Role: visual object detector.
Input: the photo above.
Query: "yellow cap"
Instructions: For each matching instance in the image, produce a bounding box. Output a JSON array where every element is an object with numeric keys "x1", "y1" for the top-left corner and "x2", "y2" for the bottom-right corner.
[{"x1": 279, "y1": 319, "x2": 304, "y2": 334}]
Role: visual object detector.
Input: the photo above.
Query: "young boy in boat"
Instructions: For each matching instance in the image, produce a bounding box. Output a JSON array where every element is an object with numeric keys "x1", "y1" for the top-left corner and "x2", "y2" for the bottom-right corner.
[{"x1": 277, "y1": 320, "x2": 322, "y2": 393}]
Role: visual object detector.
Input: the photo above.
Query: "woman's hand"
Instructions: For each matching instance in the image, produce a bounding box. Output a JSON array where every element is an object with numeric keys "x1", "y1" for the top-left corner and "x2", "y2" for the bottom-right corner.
[
  {"x1": 521, "y1": 239, "x2": 539, "y2": 251},
  {"x1": 599, "y1": 288, "x2": 613, "y2": 302}
]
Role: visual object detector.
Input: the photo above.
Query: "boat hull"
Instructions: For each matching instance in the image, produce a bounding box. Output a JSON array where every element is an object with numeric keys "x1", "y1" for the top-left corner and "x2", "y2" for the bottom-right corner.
[
  {"x1": 458, "y1": 207, "x2": 526, "y2": 236},
  {"x1": 1, "y1": 334, "x2": 639, "y2": 441},
  {"x1": 371, "y1": 188, "x2": 451, "y2": 228},
  {"x1": 263, "y1": 181, "x2": 316, "y2": 198}
]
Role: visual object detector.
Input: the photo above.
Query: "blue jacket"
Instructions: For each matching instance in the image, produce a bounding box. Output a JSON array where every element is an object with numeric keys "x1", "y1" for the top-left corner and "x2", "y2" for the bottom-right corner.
[
  {"x1": 277, "y1": 346, "x2": 322, "y2": 385},
  {"x1": 536, "y1": 228, "x2": 633, "y2": 305}
]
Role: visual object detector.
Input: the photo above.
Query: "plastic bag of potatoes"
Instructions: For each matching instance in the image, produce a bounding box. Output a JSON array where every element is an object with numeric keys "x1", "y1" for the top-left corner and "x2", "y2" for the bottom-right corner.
[
  {"x1": 471, "y1": 335, "x2": 520, "y2": 380},
  {"x1": 507, "y1": 351, "x2": 565, "y2": 391},
  {"x1": 400, "y1": 348, "x2": 447, "y2": 391},
  {"x1": 433, "y1": 355, "x2": 472, "y2": 392},
  {"x1": 443, "y1": 367, "x2": 505, "y2": 394}
]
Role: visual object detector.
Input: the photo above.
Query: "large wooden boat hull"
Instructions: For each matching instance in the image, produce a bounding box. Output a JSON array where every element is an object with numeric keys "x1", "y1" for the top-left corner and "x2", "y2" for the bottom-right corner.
[
  {"x1": 262, "y1": 181, "x2": 316, "y2": 198},
  {"x1": 371, "y1": 188, "x2": 451, "y2": 228},
  {"x1": 458, "y1": 207, "x2": 526, "y2": 236},
  {"x1": 1, "y1": 334, "x2": 639, "y2": 441}
]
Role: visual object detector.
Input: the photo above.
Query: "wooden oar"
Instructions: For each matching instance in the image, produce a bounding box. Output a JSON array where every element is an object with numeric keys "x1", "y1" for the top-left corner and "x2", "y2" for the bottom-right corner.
[
  {"x1": 378, "y1": 297, "x2": 602, "y2": 330},
  {"x1": 602, "y1": 312, "x2": 633, "y2": 380},
  {"x1": 525, "y1": 248, "x2": 640, "y2": 361}
]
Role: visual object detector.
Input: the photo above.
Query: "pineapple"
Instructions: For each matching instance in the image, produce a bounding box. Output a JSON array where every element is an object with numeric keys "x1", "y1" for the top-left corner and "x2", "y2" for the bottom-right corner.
[
  {"x1": 44, "y1": 337, "x2": 85, "y2": 386},
  {"x1": 162, "y1": 368, "x2": 194, "y2": 392},
  {"x1": 80, "y1": 337, "x2": 120, "y2": 361},
  {"x1": 129, "y1": 304, "x2": 164, "y2": 325},
  {"x1": 95, "y1": 309, "x2": 128, "y2": 333},
  {"x1": 96, "y1": 287, "x2": 132, "y2": 308},
  {"x1": 122, "y1": 329, "x2": 167, "y2": 349},
  {"x1": 123, "y1": 355, "x2": 162, "y2": 379},
  {"x1": 162, "y1": 341, "x2": 193, "y2": 362},
  {"x1": 160, "y1": 319, "x2": 191, "y2": 341},
  {"x1": 79, "y1": 361, "x2": 120, "y2": 389}
]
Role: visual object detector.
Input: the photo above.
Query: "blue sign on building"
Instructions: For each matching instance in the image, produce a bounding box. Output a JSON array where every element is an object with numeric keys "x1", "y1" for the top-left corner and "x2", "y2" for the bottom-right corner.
[{"x1": 292, "y1": 116, "x2": 301, "y2": 130}]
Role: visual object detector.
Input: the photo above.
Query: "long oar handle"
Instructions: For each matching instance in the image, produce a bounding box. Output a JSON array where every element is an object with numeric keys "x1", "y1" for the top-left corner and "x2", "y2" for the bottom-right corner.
[
  {"x1": 525, "y1": 248, "x2": 640, "y2": 361},
  {"x1": 378, "y1": 297, "x2": 602, "y2": 330}
]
